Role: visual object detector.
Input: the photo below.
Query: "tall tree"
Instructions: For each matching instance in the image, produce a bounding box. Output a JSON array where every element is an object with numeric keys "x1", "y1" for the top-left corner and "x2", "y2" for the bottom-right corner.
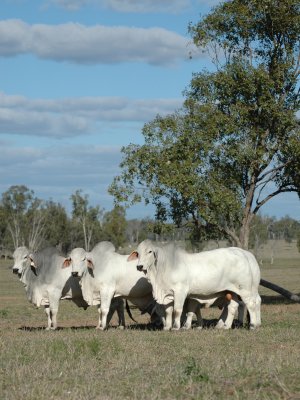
[
  {"x1": 1, "y1": 185, "x2": 44, "y2": 250},
  {"x1": 109, "y1": 0, "x2": 300, "y2": 249},
  {"x1": 102, "y1": 206, "x2": 127, "y2": 249},
  {"x1": 42, "y1": 200, "x2": 71, "y2": 253},
  {"x1": 70, "y1": 190, "x2": 103, "y2": 251}
]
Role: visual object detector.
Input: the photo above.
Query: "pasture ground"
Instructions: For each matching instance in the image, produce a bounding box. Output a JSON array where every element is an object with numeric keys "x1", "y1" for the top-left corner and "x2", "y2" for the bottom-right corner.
[{"x1": 1, "y1": 242, "x2": 300, "y2": 400}]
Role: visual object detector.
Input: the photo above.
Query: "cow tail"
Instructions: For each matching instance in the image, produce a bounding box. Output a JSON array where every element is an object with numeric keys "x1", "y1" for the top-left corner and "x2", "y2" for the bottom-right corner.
[{"x1": 125, "y1": 300, "x2": 137, "y2": 323}]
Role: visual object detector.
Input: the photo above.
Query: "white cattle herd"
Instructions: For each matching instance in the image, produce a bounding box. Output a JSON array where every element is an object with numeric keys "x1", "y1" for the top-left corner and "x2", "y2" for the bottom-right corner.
[{"x1": 12, "y1": 240, "x2": 262, "y2": 331}]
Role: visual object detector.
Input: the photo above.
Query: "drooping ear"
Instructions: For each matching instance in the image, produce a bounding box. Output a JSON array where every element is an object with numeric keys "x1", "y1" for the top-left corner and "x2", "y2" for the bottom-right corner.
[
  {"x1": 153, "y1": 249, "x2": 159, "y2": 266},
  {"x1": 87, "y1": 258, "x2": 94, "y2": 270},
  {"x1": 28, "y1": 254, "x2": 37, "y2": 269},
  {"x1": 127, "y1": 251, "x2": 138, "y2": 262},
  {"x1": 28, "y1": 254, "x2": 38, "y2": 276},
  {"x1": 62, "y1": 257, "x2": 71, "y2": 268}
]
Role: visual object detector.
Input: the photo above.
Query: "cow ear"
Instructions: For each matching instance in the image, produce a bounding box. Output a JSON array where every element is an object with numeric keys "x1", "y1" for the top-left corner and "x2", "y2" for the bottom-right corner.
[
  {"x1": 28, "y1": 255, "x2": 38, "y2": 276},
  {"x1": 87, "y1": 258, "x2": 94, "y2": 270},
  {"x1": 127, "y1": 251, "x2": 138, "y2": 262},
  {"x1": 28, "y1": 254, "x2": 37, "y2": 269},
  {"x1": 62, "y1": 257, "x2": 71, "y2": 268}
]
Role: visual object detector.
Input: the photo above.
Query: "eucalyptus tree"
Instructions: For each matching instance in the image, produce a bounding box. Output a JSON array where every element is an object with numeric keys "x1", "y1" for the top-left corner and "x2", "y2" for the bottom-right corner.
[
  {"x1": 110, "y1": 0, "x2": 300, "y2": 249},
  {"x1": 42, "y1": 200, "x2": 71, "y2": 253},
  {"x1": 70, "y1": 190, "x2": 104, "y2": 251},
  {"x1": 102, "y1": 205, "x2": 127, "y2": 249},
  {"x1": 1, "y1": 185, "x2": 45, "y2": 250}
]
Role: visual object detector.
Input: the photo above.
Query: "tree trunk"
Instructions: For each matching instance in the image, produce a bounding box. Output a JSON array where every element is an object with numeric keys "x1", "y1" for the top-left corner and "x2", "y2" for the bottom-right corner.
[{"x1": 260, "y1": 279, "x2": 300, "y2": 302}]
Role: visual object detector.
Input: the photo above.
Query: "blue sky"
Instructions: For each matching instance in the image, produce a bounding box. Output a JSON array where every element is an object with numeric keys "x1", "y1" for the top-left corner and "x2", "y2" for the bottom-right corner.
[{"x1": 0, "y1": 0, "x2": 299, "y2": 221}]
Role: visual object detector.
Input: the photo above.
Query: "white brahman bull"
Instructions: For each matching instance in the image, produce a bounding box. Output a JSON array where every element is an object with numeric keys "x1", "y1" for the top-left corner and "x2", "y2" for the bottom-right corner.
[
  {"x1": 12, "y1": 246, "x2": 87, "y2": 329},
  {"x1": 62, "y1": 241, "x2": 160, "y2": 330},
  {"x1": 128, "y1": 240, "x2": 260, "y2": 330},
  {"x1": 12, "y1": 246, "x2": 125, "y2": 330}
]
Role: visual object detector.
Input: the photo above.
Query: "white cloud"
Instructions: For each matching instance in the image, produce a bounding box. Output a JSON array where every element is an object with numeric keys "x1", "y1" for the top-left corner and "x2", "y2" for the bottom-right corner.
[
  {"x1": 0, "y1": 19, "x2": 200, "y2": 65},
  {"x1": 47, "y1": 0, "x2": 192, "y2": 13},
  {"x1": 102, "y1": 0, "x2": 191, "y2": 13},
  {"x1": 0, "y1": 92, "x2": 183, "y2": 138},
  {"x1": 0, "y1": 142, "x2": 123, "y2": 211},
  {"x1": 47, "y1": 0, "x2": 90, "y2": 11}
]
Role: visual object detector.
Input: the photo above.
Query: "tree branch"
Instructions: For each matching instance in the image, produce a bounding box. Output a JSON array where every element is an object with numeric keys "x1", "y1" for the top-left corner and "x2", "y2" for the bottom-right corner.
[{"x1": 253, "y1": 187, "x2": 297, "y2": 215}]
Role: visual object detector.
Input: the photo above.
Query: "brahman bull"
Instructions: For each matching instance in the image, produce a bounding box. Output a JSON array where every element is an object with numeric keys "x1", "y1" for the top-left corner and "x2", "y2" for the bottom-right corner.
[
  {"x1": 128, "y1": 240, "x2": 260, "y2": 330},
  {"x1": 12, "y1": 246, "x2": 88, "y2": 329},
  {"x1": 12, "y1": 246, "x2": 124, "y2": 330},
  {"x1": 62, "y1": 241, "x2": 160, "y2": 330}
]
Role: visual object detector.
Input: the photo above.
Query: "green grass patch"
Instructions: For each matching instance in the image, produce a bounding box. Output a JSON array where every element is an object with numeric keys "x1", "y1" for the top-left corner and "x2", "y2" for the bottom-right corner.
[{"x1": 1, "y1": 251, "x2": 300, "y2": 400}]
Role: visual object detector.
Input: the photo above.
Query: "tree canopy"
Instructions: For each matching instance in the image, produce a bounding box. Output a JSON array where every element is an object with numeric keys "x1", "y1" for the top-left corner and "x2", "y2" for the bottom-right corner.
[{"x1": 109, "y1": 0, "x2": 300, "y2": 249}]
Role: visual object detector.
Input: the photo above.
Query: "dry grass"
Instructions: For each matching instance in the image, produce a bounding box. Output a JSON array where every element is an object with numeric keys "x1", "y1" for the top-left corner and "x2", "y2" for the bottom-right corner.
[{"x1": 1, "y1": 243, "x2": 300, "y2": 400}]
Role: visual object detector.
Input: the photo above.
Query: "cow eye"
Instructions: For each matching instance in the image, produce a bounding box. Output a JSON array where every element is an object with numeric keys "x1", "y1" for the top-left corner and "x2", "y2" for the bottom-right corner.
[{"x1": 148, "y1": 250, "x2": 152, "y2": 254}]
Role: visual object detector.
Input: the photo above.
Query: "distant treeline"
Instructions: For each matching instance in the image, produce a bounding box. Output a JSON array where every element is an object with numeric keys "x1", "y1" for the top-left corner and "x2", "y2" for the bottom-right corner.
[{"x1": 0, "y1": 185, "x2": 299, "y2": 255}]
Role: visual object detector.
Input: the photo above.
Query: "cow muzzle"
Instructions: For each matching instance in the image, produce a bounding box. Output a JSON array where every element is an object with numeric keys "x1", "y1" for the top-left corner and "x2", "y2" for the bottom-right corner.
[
  {"x1": 72, "y1": 271, "x2": 79, "y2": 277},
  {"x1": 13, "y1": 269, "x2": 22, "y2": 278}
]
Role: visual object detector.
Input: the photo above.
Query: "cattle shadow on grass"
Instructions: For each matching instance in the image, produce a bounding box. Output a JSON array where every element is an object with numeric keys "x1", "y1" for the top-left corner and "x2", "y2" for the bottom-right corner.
[
  {"x1": 18, "y1": 319, "x2": 247, "y2": 331},
  {"x1": 18, "y1": 325, "x2": 97, "y2": 331},
  {"x1": 126, "y1": 318, "x2": 245, "y2": 331}
]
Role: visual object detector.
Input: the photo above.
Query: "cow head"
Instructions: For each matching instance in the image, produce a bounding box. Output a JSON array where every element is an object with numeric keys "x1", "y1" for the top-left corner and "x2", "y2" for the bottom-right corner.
[
  {"x1": 62, "y1": 248, "x2": 93, "y2": 278},
  {"x1": 12, "y1": 246, "x2": 30, "y2": 278},
  {"x1": 127, "y1": 240, "x2": 157, "y2": 275}
]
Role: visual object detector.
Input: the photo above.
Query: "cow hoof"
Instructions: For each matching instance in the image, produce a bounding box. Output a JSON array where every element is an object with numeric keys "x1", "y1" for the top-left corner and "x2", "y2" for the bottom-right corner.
[
  {"x1": 117, "y1": 326, "x2": 125, "y2": 330},
  {"x1": 195, "y1": 326, "x2": 203, "y2": 330},
  {"x1": 223, "y1": 324, "x2": 231, "y2": 330},
  {"x1": 181, "y1": 325, "x2": 191, "y2": 330},
  {"x1": 215, "y1": 320, "x2": 225, "y2": 329},
  {"x1": 171, "y1": 327, "x2": 180, "y2": 331}
]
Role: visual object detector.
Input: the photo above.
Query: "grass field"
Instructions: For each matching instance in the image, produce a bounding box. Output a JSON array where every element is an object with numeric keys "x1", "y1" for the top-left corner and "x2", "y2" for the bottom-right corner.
[{"x1": 1, "y1": 245, "x2": 300, "y2": 400}]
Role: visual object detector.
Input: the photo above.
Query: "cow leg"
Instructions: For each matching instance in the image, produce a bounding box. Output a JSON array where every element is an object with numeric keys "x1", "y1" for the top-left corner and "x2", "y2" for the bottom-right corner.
[
  {"x1": 112, "y1": 298, "x2": 125, "y2": 329},
  {"x1": 106, "y1": 302, "x2": 115, "y2": 328},
  {"x1": 237, "y1": 301, "x2": 245, "y2": 326},
  {"x1": 240, "y1": 293, "x2": 261, "y2": 330},
  {"x1": 49, "y1": 304, "x2": 59, "y2": 330},
  {"x1": 96, "y1": 305, "x2": 102, "y2": 329},
  {"x1": 99, "y1": 290, "x2": 114, "y2": 330},
  {"x1": 44, "y1": 306, "x2": 52, "y2": 330},
  {"x1": 217, "y1": 299, "x2": 239, "y2": 329},
  {"x1": 181, "y1": 299, "x2": 202, "y2": 330},
  {"x1": 182, "y1": 311, "x2": 194, "y2": 329},
  {"x1": 173, "y1": 293, "x2": 186, "y2": 330},
  {"x1": 194, "y1": 303, "x2": 203, "y2": 330},
  {"x1": 254, "y1": 294, "x2": 262, "y2": 327},
  {"x1": 164, "y1": 304, "x2": 173, "y2": 330}
]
